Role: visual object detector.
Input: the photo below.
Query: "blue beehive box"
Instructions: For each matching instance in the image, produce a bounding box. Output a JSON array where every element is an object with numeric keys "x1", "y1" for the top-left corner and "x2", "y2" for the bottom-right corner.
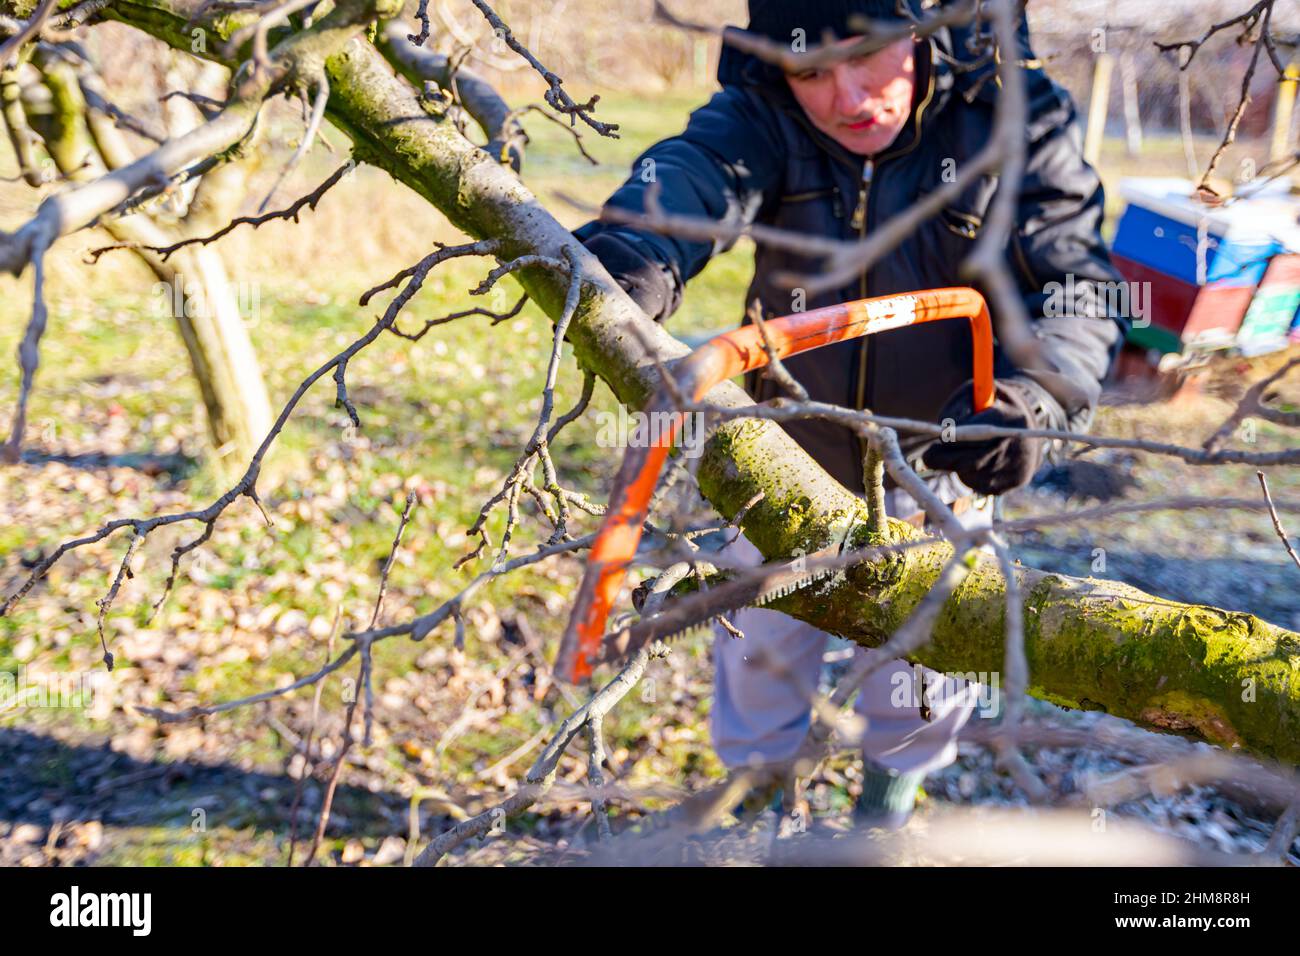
[
  {"x1": 1112, "y1": 178, "x2": 1285, "y2": 288},
  {"x1": 1111, "y1": 178, "x2": 1300, "y2": 356}
]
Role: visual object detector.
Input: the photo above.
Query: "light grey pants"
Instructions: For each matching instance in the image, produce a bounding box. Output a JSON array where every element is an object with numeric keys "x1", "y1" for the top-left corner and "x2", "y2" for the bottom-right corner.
[{"x1": 711, "y1": 486, "x2": 993, "y2": 775}]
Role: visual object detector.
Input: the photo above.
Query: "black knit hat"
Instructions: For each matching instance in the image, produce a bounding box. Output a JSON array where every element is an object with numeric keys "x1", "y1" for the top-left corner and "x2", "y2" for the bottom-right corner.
[{"x1": 746, "y1": 0, "x2": 919, "y2": 44}]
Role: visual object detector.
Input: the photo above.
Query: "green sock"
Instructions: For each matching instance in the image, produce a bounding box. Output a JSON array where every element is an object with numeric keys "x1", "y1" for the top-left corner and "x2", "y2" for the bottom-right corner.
[{"x1": 857, "y1": 761, "x2": 925, "y2": 819}]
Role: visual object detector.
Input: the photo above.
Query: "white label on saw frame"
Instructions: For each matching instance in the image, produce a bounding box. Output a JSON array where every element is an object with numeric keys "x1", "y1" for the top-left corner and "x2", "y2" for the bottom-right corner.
[{"x1": 856, "y1": 295, "x2": 918, "y2": 333}]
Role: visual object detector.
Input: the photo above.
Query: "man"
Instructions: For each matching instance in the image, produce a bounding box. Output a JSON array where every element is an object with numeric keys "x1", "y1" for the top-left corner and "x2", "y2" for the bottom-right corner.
[{"x1": 575, "y1": 0, "x2": 1128, "y2": 826}]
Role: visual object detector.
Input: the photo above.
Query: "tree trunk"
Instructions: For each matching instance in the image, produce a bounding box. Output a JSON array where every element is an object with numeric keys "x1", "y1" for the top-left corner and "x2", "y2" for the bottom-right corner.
[
  {"x1": 136, "y1": 220, "x2": 274, "y2": 471},
  {"x1": 25, "y1": 45, "x2": 272, "y2": 470}
]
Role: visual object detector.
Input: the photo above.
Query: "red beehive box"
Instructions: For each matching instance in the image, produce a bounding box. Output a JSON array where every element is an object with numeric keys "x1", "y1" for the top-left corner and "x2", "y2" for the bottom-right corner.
[
  {"x1": 1181, "y1": 284, "x2": 1257, "y2": 350},
  {"x1": 1111, "y1": 253, "x2": 1196, "y2": 353}
]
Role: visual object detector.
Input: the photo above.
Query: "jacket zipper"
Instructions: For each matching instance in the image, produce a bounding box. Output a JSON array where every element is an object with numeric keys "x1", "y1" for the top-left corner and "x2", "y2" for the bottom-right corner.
[
  {"x1": 852, "y1": 157, "x2": 874, "y2": 490},
  {"x1": 850, "y1": 160, "x2": 873, "y2": 234},
  {"x1": 942, "y1": 207, "x2": 982, "y2": 239},
  {"x1": 845, "y1": 41, "x2": 937, "y2": 490},
  {"x1": 774, "y1": 38, "x2": 937, "y2": 490}
]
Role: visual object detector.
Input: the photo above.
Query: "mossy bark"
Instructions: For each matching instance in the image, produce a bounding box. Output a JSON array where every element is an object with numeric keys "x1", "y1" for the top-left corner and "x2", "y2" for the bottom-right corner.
[
  {"x1": 33, "y1": 0, "x2": 1300, "y2": 763},
  {"x1": 766, "y1": 522, "x2": 1300, "y2": 763}
]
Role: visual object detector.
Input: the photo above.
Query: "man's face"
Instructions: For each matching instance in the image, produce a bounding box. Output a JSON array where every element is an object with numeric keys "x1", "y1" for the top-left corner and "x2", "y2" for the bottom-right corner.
[{"x1": 784, "y1": 36, "x2": 916, "y2": 157}]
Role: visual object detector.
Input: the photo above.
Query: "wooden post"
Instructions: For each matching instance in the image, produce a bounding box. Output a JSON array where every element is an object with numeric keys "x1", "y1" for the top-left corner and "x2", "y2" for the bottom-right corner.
[
  {"x1": 1084, "y1": 51, "x2": 1114, "y2": 167},
  {"x1": 693, "y1": 36, "x2": 709, "y2": 89},
  {"x1": 1179, "y1": 68, "x2": 1198, "y2": 179},
  {"x1": 1120, "y1": 50, "x2": 1142, "y2": 157},
  {"x1": 1271, "y1": 62, "x2": 1299, "y2": 164}
]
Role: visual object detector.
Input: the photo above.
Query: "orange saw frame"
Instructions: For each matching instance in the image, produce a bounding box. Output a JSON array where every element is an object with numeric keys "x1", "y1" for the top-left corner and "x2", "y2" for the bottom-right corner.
[{"x1": 556, "y1": 287, "x2": 995, "y2": 682}]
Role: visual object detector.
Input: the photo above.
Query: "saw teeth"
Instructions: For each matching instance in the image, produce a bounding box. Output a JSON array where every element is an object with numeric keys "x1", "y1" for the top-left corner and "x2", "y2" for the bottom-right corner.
[
  {"x1": 659, "y1": 608, "x2": 743, "y2": 644},
  {"x1": 661, "y1": 621, "x2": 714, "y2": 643},
  {"x1": 753, "y1": 567, "x2": 838, "y2": 606},
  {"x1": 608, "y1": 565, "x2": 849, "y2": 661}
]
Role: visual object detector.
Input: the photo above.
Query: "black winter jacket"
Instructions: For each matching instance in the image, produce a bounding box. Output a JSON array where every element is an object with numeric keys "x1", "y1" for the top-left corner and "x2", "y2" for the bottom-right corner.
[{"x1": 576, "y1": 18, "x2": 1128, "y2": 493}]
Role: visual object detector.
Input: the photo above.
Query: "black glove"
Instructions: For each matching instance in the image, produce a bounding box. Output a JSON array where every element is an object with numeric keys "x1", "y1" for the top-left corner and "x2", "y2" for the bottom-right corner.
[
  {"x1": 921, "y1": 377, "x2": 1064, "y2": 496},
  {"x1": 580, "y1": 230, "x2": 681, "y2": 323}
]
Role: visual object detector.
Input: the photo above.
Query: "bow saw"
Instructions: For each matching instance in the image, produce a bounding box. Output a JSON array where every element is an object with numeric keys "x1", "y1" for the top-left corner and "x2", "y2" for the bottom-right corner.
[{"x1": 556, "y1": 287, "x2": 995, "y2": 682}]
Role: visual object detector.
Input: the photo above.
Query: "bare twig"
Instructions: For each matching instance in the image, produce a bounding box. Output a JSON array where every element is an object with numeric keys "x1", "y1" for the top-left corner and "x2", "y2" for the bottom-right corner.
[
  {"x1": 88, "y1": 160, "x2": 354, "y2": 263},
  {"x1": 465, "y1": 0, "x2": 618, "y2": 138},
  {"x1": 1257, "y1": 471, "x2": 1300, "y2": 572},
  {"x1": 0, "y1": 0, "x2": 58, "y2": 69}
]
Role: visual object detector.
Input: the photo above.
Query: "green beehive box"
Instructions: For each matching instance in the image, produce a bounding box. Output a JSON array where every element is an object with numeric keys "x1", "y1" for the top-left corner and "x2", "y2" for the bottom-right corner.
[{"x1": 1238, "y1": 255, "x2": 1300, "y2": 356}]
